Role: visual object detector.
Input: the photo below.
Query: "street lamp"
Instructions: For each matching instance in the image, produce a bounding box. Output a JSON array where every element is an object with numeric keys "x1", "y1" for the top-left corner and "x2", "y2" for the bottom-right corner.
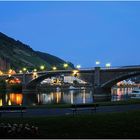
[
  {"x1": 23, "y1": 67, "x2": 27, "y2": 72},
  {"x1": 106, "y1": 63, "x2": 111, "y2": 68},
  {"x1": 19, "y1": 70, "x2": 22, "y2": 74},
  {"x1": 33, "y1": 69, "x2": 37, "y2": 72},
  {"x1": 52, "y1": 66, "x2": 57, "y2": 70},
  {"x1": 76, "y1": 65, "x2": 81, "y2": 69},
  {"x1": 40, "y1": 65, "x2": 45, "y2": 71},
  {"x1": 95, "y1": 61, "x2": 100, "y2": 65},
  {"x1": 63, "y1": 63, "x2": 68, "y2": 68}
]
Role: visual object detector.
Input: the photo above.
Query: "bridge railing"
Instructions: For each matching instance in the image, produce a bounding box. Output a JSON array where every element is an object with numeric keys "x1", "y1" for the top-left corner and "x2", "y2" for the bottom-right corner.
[{"x1": 1, "y1": 65, "x2": 140, "y2": 77}]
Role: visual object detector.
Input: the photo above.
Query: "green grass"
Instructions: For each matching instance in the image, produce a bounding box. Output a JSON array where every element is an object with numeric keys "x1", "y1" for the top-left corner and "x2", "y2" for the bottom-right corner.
[
  {"x1": 1, "y1": 110, "x2": 140, "y2": 138},
  {"x1": 99, "y1": 98, "x2": 140, "y2": 106},
  {"x1": 28, "y1": 99, "x2": 140, "y2": 109},
  {"x1": 28, "y1": 103, "x2": 71, "y2": 109}
]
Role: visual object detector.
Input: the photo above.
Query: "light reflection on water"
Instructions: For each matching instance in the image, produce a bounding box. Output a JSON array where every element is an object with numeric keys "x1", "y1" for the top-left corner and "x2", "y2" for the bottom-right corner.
[
  {"x1": 0, "y1": 93, "x2": 23, "y2": 106},
  {"x1": 111, "y1": 87, "x2": 133, "y2": 101},
  {"x1": 0, "y1": 87, "x2": 134, "y2": 106},
  {"x1": 37, "y1": 90, "x2": 93, "y2": 105}
]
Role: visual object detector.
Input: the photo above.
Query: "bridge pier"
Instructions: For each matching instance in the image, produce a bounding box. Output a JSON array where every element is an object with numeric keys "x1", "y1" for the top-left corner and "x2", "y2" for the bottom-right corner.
[
  {"x1": 93, "y1": 67, "x2": 111, "y2": 94},
  {"x1": 94, "y1": 86, "x2": 111, "y2": 94},
  {"x1": 22, "y1": 84, "x2": 37, "y2": 92},
  {"x1": 94, "y1": 67, "x2": 100, "y2": 87},
  {"x1": 93, "y1": 67, "x2": 103, "y2": 94},
  {"x1": 22, "y1": 74, "x2": 29, "y2": 91}
]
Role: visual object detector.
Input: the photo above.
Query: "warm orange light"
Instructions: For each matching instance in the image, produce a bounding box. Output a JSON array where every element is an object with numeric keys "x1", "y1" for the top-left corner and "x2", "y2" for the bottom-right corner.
[
  {"x1": 33, "y1": 72, "x2": 38, "y2": 79},
  {"x1": 73, "y1": 70, "x2": 79, "y2": 75},
  {"x1": 9, "y1": 93, "x2": 23, "y2": 105},
  {"x1": 16, "y1": 94, "x2": 23, "y2": 105},
  {"x1": 0, "y1": 99, "x2": 3, "y2": 106},
  {"x1": 15, "y1": 78, "x2": 21, "y2": 84},
  {"x1": 8, "y1": 69, "x2": 16, "y2": 75},
  {"x1": 0, "y1": 71, "x2": 3, "y2": 75},
  {"x1": 53, "y1": 92, "x2": 61, "y2": 103},
  {"x1": 8, "y1": 78, "x2": 21, "y2": 84},
  {"x1": 10, "y1": 93, "x2": 15, "y2": 101}
]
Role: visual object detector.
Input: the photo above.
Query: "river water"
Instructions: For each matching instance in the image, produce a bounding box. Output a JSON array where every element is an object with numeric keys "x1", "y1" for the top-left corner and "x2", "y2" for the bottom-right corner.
[{"x1": 0, "y1": 87, "x2": 135, "y2": 106}]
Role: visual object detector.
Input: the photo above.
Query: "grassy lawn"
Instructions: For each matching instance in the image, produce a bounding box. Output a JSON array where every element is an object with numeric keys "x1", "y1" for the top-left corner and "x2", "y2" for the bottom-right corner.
[
  {"x1": 28, "y1": 98, "x2": 140, "y2": 109},
  {"x1": 1, "y1": 110, "x2": 140, "y2": 138},
  {"x1": 99, "y1": 98, "x2": 140, "y2": 106}
]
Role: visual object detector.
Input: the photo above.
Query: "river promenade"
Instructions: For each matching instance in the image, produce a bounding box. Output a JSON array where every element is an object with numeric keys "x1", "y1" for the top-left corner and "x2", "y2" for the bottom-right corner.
[{"x1": 1, "y1": 104, "x2": 140, "y2": 117}]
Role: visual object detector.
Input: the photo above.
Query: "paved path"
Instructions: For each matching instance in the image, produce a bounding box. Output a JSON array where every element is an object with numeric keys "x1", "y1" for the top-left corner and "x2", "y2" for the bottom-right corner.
[{"x1": 1, "y1": 104, "x2": 140, "y2": 117}]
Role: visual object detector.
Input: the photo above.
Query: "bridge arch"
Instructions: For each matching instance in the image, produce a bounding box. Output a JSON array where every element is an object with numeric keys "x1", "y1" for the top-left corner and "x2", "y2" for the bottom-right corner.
[
  {"x1": 101, "y1": 71, "x2": 140, "y2": 88},
  {"x1": 25, "y1": 70, "x2": 92, "y2": 89},
  {"x1": 26, "y1": 73, "x2": 67, "y2": 88}
]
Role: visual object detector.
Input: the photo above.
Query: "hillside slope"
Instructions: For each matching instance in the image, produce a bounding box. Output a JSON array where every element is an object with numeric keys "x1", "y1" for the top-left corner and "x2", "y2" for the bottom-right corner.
[
  {"x1": 36, "y1": 51, "x2": 74, "y2": 69},
  {"x1": 0, "y1": 32, "x2": 74, "y2": 71}
]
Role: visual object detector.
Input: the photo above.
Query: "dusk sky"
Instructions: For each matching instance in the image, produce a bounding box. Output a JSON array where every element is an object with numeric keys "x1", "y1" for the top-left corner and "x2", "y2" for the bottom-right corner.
[{"x1": 0, "y1": 1, "x2": 140, "y2": 68}]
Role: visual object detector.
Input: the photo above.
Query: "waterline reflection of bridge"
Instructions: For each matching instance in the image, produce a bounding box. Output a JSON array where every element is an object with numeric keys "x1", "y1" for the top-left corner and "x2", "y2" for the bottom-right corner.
[{"x1": 0, "y1": 87, "x2": 133, "y2": 106}]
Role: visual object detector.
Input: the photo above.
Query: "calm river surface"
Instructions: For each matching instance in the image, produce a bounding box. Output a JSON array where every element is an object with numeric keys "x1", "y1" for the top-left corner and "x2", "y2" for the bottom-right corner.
[{"x1": 0, "y1": 87, "x2": 135, "y2": 106}]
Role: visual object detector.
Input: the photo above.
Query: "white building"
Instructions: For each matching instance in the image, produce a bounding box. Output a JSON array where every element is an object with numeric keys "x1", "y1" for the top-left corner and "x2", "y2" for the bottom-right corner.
[
  {"x1": 41, "y1": 76, "x2": 87, "y2": 84},
  {"x1": 64, "y1": 76, "x2": 87, "y2": 84}
]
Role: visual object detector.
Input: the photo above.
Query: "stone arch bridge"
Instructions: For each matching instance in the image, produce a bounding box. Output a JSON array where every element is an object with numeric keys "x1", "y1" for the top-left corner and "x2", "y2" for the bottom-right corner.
[{"x1": 0, "y1": 66, "x2": 140, "y2": 94}]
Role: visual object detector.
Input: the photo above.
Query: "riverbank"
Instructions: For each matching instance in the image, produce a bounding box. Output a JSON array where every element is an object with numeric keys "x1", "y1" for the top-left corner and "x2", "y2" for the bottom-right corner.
[
  {"x1": 1, "y1": 101, "x2": 140, "y2": 138},
  {"x1": 28, "y1": 98, "x2": 140, "y2": 109},
  {"x1": 1, "y1": 110, "x2": 140, "y2": 138}
]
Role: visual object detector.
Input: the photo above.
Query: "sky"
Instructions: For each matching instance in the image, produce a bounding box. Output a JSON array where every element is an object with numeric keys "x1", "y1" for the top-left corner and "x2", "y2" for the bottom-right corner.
[{"x1": 0, "y1": 1, "x2": 140, "y2": 68}]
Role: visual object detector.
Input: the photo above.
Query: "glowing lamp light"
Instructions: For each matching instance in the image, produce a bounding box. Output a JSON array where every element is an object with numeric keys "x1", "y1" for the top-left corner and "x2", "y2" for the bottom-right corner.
[
  {"x1": 23, "y1": 68, "x2": 27, "y2": 71},
  {"x1": 0, "y1": 71, "x2": 3, "y2": 75},
  {"x1": 16, "y1": 94, "x2": 23, "y2": 105},
  {"x1": 76, "y1": 65, "x2": 81, "y2": 69},
  {"x1": 9, "y1": 93, "x2": 23, "y2": 105},
  {"x1": 52, "y1": 66, "x2": 57, "y2": 70},
  {"x1": 15, "y1": 78, "x2": 21, "y2": 84},
  {"x1": 19, "y1": 70, "x2": 22, "y2": 74},
  {"x1": 95, "y1": 61, "x2": 100, "y2": 65},
  {"x1": 33, "y1": 69, "x2": 37, "y2": 72},
  {"x1": 8, "y1": 100, "x2": 11, "y2": 106},
  {"x1": 33, "y1": 72, "x2": 38, "y2": 79},
  {"x1": 33, "y1": 72, "x2": 37, "y2": 75},
  {"x1": 0, "y1": 99, "x2": 3, "y2": 106},
  {"x1": 63, "y1": 63, "x2": 68, "y2": 68},
  {"x1": 8, "y1": 69, "x2": 12, "y2": 73},
  {"x1": 40, "y1": 65, "x2": 45, "y2": 70},
  {"x1": 73, "y1": 70, "x2": 79, "y2": 77},
  {"x1": 73, "y1": 70, "x2": 78, "y2": 75},
  {"x1": 106, "y1": 63, "x2": 111, "y2": 68},
  {"x1": 8, "y1": 69, "x2": 16, "y2": 75}
]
